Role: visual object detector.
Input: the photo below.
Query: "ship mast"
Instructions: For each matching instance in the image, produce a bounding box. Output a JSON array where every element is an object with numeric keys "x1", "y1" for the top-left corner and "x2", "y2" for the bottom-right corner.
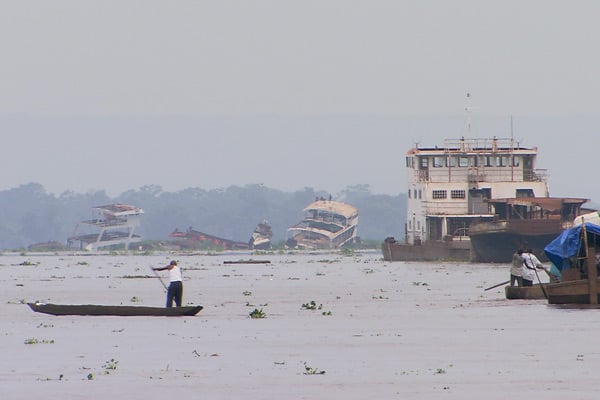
[{"x1": 465, "y1": 92, "x2": 472, "y2": 139}]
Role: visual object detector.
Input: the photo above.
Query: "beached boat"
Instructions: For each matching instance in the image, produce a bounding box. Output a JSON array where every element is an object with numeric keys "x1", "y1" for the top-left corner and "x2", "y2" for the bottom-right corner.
[
  {"x1": 249, "y1": 220, "x2": 273, "y2": 250},
  {"x1": 28, "y1": 302, "x2": 203, "y2": 316},
  {"x1": 544, "y1": 222, "x2": 600, "y2": 305},
  {"x1": 505, "y1": 284, "x2": 548, "y2": 300},
  {"x1": 469, "y1": 197, "x2": 588, "y2": 263},
  {"x1": 170, "y1": 227, "x2": 249, "y2": 250},
  {"x1": 286, "y1": 199, "x2": 358, "y2": 249},
  {"x1": 382, "y1": 137, "x2": 552, "y2": 262},
  {"x1": 67, "y1": 204, "x2": 144, "y2": 251}
]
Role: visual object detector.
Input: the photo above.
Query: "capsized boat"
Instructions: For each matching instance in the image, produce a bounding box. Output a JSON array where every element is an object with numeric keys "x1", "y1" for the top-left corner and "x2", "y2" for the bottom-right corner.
[
  {"x1": 28, "y1": 302, "x2": 203, "y2": 316},
  {"x1": 249, "y1": 220, "x2": 273, "y2": 250},
  {"x1": 286, "y1": 199, "x2": 358, "y2": 249},
  {"x1": 67, "y1": 204, "x2": 144, "y2": 251},
  {"x1": 544, "y1": 222, "x2": 600, "y2": 305}
]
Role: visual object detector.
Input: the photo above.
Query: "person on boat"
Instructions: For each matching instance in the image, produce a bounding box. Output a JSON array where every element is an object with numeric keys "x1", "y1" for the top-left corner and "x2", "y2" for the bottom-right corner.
[
  {"x1": 510, "y1": 249, "x2": 524, "y2": 286},
  {"x1": 153, "y1": 260, "x2": 183, "y2": 307},
  {"x1": 521, "y1": 249, "x2": 545, "y2": 287}
]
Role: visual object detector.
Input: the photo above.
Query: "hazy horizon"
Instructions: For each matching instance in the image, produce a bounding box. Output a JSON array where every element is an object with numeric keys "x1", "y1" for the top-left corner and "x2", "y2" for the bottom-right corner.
[{"x1": 2, "y1": 2, "x2": 599, "y2": 202}]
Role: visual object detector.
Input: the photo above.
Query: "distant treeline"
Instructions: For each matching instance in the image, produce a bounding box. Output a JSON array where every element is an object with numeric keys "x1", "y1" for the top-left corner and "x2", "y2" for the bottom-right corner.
[{"x1": 0, "y1": 183, "x2": 406, "y2": 251}]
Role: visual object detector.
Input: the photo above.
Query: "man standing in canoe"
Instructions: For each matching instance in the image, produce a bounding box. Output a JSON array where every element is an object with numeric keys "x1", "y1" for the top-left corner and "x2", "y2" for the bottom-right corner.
[
  {"x1": 510, "y1": 249, "x2": 524, "y2": 286},
  {"x1": 153, "y1": 260, "x2": 183, "y2": 307}
]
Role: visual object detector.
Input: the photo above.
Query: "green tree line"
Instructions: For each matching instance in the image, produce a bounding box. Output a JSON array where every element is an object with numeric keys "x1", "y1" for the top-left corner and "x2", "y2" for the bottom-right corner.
[{"x1": 0, "y1": 183, "x2": 406, "y2": 250}]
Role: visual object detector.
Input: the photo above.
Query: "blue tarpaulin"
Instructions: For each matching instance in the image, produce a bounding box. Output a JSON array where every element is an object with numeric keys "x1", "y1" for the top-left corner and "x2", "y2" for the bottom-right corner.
[{"x1": 544, "y1": 222, "x2": 600, "y2": 271}]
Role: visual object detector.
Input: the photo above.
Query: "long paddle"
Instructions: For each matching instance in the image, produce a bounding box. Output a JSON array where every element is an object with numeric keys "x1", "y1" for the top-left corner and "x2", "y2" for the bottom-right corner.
[
  {"x1": 484, "y1": 280, "x2": 510, "y2": 291},
  {"x1": 151, "y1": 267, "x2": 168, "y2": 291}
]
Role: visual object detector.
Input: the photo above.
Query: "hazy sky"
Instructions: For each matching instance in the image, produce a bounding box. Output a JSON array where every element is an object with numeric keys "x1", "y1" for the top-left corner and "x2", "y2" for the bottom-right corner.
[{"x1": 2, "y1": 1, "x2": 600, "y2": 202}]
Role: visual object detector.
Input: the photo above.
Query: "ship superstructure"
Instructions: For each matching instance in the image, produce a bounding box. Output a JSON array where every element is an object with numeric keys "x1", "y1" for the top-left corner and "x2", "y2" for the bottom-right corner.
[
  {"x1": 383, "y1": 137, "x2": 549, "y2": 261},
  {"x1": 67, "y1": 204, "x2": 144, "y2": 251},
  {"x1": 287, "y1": 200, "x2": 358, "y2": 249}
]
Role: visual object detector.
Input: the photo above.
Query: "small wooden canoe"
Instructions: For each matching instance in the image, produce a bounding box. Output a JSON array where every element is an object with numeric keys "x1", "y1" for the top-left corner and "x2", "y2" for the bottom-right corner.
[
  {"x1": 223, "y1": 260, "x2": 271, "y2": 264},
  {"x1": 28, "y1": 303, "x2": 203, "y2": 317},
  {"x1": 505, "y1": 284, "x2": 548, "y2": 300}
]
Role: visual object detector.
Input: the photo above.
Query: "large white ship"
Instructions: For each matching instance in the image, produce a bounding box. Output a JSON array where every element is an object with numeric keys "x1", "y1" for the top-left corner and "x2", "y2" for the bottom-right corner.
[
  {"x1": 382, "y1": 137, "x2": 576, "y2": 262},
  {"x1": 287, "y1": 199, "x2": 358, "y2": 249},
  {"x1": 67, "y1": 204, "x2": 144, "y2": 251}
]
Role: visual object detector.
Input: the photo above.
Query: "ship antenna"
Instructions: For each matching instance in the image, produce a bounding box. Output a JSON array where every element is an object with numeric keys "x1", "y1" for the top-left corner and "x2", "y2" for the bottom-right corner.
[{"x1": 465, "y1": 92, "x2": 472, "y2": 139}]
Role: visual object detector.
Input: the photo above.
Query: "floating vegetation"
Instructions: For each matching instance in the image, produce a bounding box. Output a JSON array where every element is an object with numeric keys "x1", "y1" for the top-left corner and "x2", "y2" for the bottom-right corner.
[
  {"x1": 413, "y1": 282, "x2": 429, "y2": 286},
  {"x1": 77, "y1": 261, "x2": 89, "y2": 266},
  {"x1": 242, "y1": 290, "x2": 252, "y2": 296},
  {"x1": 24, "y1": 338, "x2": 54, "y2": 345},
  {"x1": 321, "y1": 311, "x2": 332, "y2": 316},
  {"x1": 301, "y1": 301, "x2": 322, "y2": 310},
  {"x1": 87, "y1": 373, "x2": 94, "y2": 380},
  {"x1": 249, "y1": 308, "x2": 266, "y2": 319},
  {"x1": 303, "y1": 362, "x2": 326, "y2": 375},
  {"x1": 103, "y1": 358, "x2": 119, "y2": 371}
]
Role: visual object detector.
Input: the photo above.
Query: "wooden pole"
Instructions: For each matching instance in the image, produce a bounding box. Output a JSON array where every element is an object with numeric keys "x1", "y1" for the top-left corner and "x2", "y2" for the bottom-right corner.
[{"x1": 588, "y1": 244, "x2": 598, "y2": 305}]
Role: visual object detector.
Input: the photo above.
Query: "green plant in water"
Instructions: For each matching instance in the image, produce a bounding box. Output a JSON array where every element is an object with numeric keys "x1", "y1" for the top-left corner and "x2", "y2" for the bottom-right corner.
[
  {"x1": 103, "y1": 358, "x2": 119, "y2": 370},
  {"x1": 303, "y1": 362, "x2": 326, "y2": 375},
  {"x1": 249, "y1": 308, "x2": 266, "y2": 319},
  {"x1": 24, "y1": 338, "x2": 54, "y2": 344},
  {"x1": 301, "y1": 300, "x2": 322, "y2": 310},
  {"x1": 87, "y1": 373, "x2": 94, "y2": 380}
]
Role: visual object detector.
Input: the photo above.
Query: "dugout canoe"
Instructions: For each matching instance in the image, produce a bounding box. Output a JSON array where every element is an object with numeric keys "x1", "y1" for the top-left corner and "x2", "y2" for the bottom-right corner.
[
  {"x1": 504, "y1": 284, "x2": 548, "y2": 300},
  {"x1": 27, "y1": 302, "x2": 203, "y2": 317}
]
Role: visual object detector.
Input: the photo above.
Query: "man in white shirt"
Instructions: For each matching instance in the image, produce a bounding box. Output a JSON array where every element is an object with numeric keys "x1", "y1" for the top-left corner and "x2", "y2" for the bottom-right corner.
[
  {"x1": 522, "y1": 249, "x2": 544, "y2": 287},
  {"x1": 153, "y1": 260, "x2": 183, "y2": 307}
]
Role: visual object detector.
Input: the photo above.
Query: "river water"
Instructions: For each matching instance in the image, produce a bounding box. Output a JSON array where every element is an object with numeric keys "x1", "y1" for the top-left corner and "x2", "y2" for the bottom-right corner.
[{"x1": 1, "y1": 252, "x2": 598, "y2": 399}]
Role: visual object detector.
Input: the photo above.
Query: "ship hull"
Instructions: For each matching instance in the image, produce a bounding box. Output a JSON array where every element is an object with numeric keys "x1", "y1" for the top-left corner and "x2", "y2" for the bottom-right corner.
[
  {"x1": 469, "y1": 231, "x2": 557, "y2": 263},
  {"x1": 505, "y1": 284, "x2": 547, "y2": 300},
  {"x1": 381, "y1": 239, "x2": 471, "y2": 262}
]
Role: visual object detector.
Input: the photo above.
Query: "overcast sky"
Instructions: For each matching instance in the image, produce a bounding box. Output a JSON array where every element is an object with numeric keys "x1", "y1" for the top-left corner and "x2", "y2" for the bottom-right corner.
[{"x1": 1, "y1": 1, "x2": 599, "y2": 203}]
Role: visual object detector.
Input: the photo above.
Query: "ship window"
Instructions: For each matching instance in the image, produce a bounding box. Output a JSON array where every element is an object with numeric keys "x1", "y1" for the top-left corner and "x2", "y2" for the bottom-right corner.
[
  {"x1": 458, "y1": 156, "x2": 469, "y2": 167},
  {"x1": 408, "y1": 220, "x2": 412, "y2": 229},
  {"x1": 451, "y1": 190, "x2": 466, "y2": 199},
  {"x1": 516, "y1": 189, "x2": 534, "y2": 198},
  {"x1": 512, "y1": 156, "x2": 520, "y2": 167},
  {"x1": 446, "y1": 157, "x2": 457, "y2": 167},
  {"x1": 419, "y1": 157, "x2": 428, "y2": 168},
  {"x1": 498, "y1": 156, "x2": 509, "y2": 167},
  {"x1": 413, "y1": 189, "x2": 417, "y2": 198},
  {"x1": 432, "y1": 190, "x2": 447, "y2": 199},
  {"x1": 484, "y1": 156, "x2": 494, "y2": 167},
  {"x1": 433, "y1": 156, "x2": 444, "y2": 167},
  {"x1": 418, "y1": 190, "x2": 422, "y2": 199},
  {"x1": 471, "y1": 156, "x2": 479, "y2": 167},
  {"x1": 408, "y1": 189, "x2": 411, "y2": 199},
  {"x1": 417, "y1": 221, "x2": 421, "y2": 230}
]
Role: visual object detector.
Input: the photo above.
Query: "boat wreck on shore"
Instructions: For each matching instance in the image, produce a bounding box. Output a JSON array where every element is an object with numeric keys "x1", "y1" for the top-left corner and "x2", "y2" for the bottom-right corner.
[
  {"x1": 169, "y1": 227, "x2": 250, "y2": 250},
  {"x1": 67, "y1": 204, "x2": 144, "y2": 251},
  {"x1": 286, "y1": 199, "x2": 358, "y2": 249},
  {"x1": 249, "y1": 220, "x2": 273, "y2": 250}
]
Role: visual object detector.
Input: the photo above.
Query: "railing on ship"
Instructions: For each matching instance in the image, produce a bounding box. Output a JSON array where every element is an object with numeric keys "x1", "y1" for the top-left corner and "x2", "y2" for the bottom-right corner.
[{"x1": 416, "y1": 168, "x2": 547, "y2": 183}]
